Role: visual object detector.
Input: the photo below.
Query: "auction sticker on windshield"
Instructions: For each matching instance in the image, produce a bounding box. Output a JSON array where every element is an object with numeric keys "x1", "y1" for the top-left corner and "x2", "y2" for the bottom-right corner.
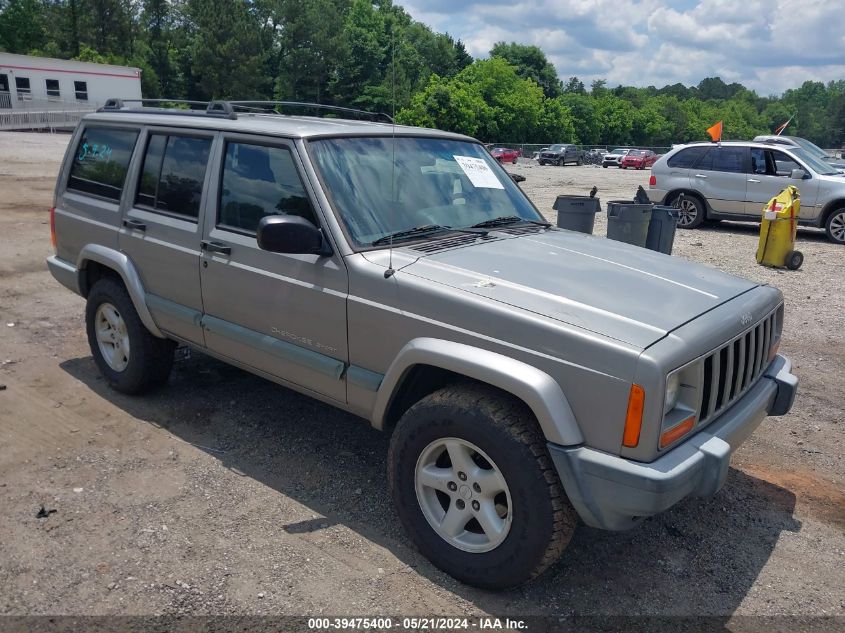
[{"x1": 453, "y1": 155, "x2": 504, "y2": 189}]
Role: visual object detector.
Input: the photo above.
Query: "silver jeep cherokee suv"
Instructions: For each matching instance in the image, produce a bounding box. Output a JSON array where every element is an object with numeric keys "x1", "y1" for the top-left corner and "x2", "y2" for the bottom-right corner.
[
  {"x1": 648, "y1": 140, "x2": 845, "y2": 244},
  {"x1": 47, "y1": 100, "x2": 797, "y2": 589}
]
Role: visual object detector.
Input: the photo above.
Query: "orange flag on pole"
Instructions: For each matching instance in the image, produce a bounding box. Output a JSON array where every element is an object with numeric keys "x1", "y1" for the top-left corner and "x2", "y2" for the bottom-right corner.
[{"x1": 706, "y1": 121, "x2": 723, "y2": 142}]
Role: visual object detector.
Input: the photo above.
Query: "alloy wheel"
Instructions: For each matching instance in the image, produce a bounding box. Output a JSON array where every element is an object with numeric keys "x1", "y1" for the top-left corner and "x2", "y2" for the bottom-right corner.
[
  {"x1": 415, "y1": 437, "x2": 512, "y2": 553},
  {"x1": 94, "y1": 302, "x2": 130, "y2": 372},
  {"x1": 828, "y1": 210, "x2": 845, "y2": 243},
  {"x1": 677, "y1": 198, "x2": 699, "y2": 227}
]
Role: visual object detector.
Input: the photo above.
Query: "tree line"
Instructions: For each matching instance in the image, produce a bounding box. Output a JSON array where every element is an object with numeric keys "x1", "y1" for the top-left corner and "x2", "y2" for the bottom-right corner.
[{"x1": 1, "y1": 0, "x2": 843, "y2": 148}]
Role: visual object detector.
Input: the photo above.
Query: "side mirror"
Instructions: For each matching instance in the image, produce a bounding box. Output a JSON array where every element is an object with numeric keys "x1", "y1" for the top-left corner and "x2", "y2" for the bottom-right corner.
[
  {"x1": 790, "y1": 168, "x2": 807, "y2": 180},
  {"x1": 257, "y1": 215, "x2": 331, "y2": 256},
  {"x1": 510, "y1": 173, "x2": 526, "y2": 183}
]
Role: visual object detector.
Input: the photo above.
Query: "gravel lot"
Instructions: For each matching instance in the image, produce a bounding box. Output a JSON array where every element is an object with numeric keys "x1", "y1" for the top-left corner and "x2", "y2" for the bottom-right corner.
[{"x1": 0, "y1": 132, "x2": 843, "y2": 621}]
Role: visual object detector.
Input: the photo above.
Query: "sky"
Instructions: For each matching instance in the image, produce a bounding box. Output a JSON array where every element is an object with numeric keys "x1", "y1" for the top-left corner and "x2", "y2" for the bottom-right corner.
[{"x1": 400, "y1": 0, "x2": 845, "y2": 96}]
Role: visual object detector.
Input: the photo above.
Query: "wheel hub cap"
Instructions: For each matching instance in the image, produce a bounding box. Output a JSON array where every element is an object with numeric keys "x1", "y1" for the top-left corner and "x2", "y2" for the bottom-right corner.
[
  {"x1": 831, "y1": 212, "x2": 845, "y2": 242},
  {"x1": 95, "y1": 302, "x2": 130, "y2": 372},
  {"x1": 414, "y1": 437, "x2": 512, "y2": 553}
]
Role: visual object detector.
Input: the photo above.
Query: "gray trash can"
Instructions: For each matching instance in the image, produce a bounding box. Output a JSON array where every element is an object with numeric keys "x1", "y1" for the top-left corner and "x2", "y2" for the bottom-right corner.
[
  {"x1": 606, "y1": 201, "x2": 652, "y2": 248},
  {"x1": 553, "y1": 195, "x2": 600, "y2": 234},
  {"x1": 646, "y1": 205, "x2": 679, "y2": 255}
]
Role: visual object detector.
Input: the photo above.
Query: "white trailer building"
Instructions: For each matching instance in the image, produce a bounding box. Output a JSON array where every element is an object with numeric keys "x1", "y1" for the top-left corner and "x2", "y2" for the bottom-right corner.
[{"x1": 0, "y1": 53, "x2": 142, "y2": 130}]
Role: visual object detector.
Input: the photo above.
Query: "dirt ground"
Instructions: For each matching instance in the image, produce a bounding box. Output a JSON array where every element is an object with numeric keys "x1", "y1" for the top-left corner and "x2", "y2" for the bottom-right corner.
[{"x1": 0, "y1": 132, "x2": 843, "y2": 621}]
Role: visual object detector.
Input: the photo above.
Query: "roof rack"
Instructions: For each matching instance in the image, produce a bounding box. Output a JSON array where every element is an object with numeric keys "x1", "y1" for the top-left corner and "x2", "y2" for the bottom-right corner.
[
  {"x1": 228, "y1": 101, "x2": 393, "y2": 123},
  {"x1": 97, "y1": 98, "x2": 392, "y2": 123}
]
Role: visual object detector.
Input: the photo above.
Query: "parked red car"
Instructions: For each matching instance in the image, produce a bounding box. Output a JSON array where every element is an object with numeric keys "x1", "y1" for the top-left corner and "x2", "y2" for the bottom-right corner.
[
  {"x1": 620, "y1": 149, "x2": 658, "y2": 170},
  {"x1": 490, "y1": 147, "x2": 520, "y2": 164}
]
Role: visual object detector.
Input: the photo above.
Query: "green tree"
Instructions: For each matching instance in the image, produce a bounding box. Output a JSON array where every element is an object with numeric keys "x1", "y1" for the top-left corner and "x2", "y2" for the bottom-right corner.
[
  {"x1": 489, "y1": 41, "x2": 561, "y2": 98},
  {"x1": 0, "y1": 0, "x2": 48, "y2": 53},
  {"x1": 184, "y1": 0, "x2": 269, "y2": 100},
  {"x1": 562, "y1": 76, "x2": 585, "y2": 95}
]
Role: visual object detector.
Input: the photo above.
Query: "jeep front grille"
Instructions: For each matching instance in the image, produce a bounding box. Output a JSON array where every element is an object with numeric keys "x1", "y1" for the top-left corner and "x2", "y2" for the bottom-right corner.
[{"x1": 699, "y1": 311, "x2": 776, "y2": 424}]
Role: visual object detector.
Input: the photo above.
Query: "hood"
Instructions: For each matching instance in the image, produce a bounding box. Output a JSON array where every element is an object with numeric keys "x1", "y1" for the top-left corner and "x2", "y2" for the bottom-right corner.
[{"x1": 402, "y1": 230, "x2": 757, "y2": 348}]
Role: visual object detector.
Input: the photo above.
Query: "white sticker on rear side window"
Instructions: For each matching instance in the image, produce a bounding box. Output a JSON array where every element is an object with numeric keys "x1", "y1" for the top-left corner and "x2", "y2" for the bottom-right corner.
[{"x1": 453, "y1": 156, "x2": 505, "y2": 189}]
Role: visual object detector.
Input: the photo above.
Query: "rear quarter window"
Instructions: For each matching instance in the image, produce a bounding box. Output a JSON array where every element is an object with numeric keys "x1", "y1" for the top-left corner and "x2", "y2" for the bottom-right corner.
[
  {"x1": 666, "y1": 146, "x2": 708, "y2": 169},
  {"x1": 67, "y1": 127, "x2": 139, "y2": 201}
]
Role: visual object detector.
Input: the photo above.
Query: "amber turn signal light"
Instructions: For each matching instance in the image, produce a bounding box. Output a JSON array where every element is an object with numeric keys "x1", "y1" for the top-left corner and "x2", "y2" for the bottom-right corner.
[
  {"x1": 622, "y1": 384, "x2": 645, "y2": 448},
  {"x1": 660, "y1": 416, "x2": 696, "y2": 448}
]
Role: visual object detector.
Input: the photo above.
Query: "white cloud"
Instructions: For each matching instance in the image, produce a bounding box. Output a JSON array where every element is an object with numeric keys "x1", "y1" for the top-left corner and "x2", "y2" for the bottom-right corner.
[{"x1": 400, "y1": 0, "x2": 845, "y2": 94}]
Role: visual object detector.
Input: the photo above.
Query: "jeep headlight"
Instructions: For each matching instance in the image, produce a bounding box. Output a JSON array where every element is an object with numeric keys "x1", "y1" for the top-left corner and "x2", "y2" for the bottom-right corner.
[{"x1": 664, "y1": 371, "x2": 681, "y2": 415}]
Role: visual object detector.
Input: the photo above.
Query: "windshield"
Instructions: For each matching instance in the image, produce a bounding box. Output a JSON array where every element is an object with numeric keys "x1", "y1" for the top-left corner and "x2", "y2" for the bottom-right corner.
[
  {"x1": 787, "y1": 137, "x2": 829, "y2": 158},
  {"x1": 309, "y1": 136, "x2": 542, "y2": 247},
  {"x1": 549, "y1": 144, "x2": 564, "y2": 151},
  {"x1": 790, "y1": 147, "x2": 839, "y2": 175},
  {"x1": 612, "y1": 148, "x2": 627, "y2": 154},
  {"x1": 628, "y1": 150, "x2": 644, "y2": 156}
]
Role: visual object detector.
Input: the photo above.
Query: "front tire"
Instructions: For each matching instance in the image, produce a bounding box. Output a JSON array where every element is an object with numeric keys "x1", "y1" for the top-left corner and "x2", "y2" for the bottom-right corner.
[
  {"x1": 672, "y1": 194, "x2": 705, "y2": 229},
  {"x1": 825, "y1": 208, "x2": 845, "y2": 244},
  {"x1": 85, "y1": 278, "x2": 176, "y2": 394},
  {"x1": 388, "y1": 384, "x2": 577, "y2": 589}
]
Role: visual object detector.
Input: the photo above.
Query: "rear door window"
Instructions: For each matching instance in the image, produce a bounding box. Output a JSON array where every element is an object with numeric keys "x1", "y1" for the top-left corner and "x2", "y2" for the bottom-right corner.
[
  {"x1": 135, "y1": 133, "x2": 212, "y2": 220},
  {"x1": 218, "y1": 141, "x2": 317, "y2": 233},
  {"x1": 694, "y1": 147, "x2": 746, "y2": 173},
  {"x1": 68, "y1": 127, "x2": 139, "y2": 201}
]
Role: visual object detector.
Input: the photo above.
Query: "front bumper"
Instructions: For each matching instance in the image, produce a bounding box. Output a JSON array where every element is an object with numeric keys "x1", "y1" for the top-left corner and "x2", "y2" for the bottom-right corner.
[{"x1": 549, "y1": 354, "x2": 797, "y2": 530}]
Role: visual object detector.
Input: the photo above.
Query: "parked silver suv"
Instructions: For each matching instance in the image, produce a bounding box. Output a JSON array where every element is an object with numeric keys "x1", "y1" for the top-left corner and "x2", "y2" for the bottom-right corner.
[
  {"x1": 47, "y1": 100, "x2": 797, "y2": 589},
  {"x1": 649, "y1": 141, "x2": 845, "y2": 244}
]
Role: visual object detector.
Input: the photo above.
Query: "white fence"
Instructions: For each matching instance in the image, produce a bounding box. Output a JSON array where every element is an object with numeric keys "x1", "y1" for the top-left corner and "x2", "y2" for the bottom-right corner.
[{"x1": 0, "y1": 93, "x2": 94, "y2": 131}]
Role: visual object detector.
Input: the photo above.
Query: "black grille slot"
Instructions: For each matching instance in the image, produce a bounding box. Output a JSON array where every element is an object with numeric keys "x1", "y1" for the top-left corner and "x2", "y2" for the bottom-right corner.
[
  {"x1": 700, "y1": 355, "x2": 713, "y2": 420},
  {"x1": 715, "y1": 347, "x2": 729, "y2": 411},
  {"x1": 729, "y1": 339, "x2": 741, "y2": 400}
]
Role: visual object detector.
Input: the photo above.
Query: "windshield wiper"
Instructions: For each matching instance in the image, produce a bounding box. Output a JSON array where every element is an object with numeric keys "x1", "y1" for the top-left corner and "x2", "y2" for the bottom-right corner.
[
  {"x1": 470, "y1": 215, "x2": 551, "y2": 229},
  {"x1": 371, "y1": 224, "x2": 487, "y2": 247}
]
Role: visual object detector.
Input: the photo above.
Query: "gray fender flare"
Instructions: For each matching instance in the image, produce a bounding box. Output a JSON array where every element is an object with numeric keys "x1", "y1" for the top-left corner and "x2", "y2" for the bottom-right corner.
[
  {"x1": 371, "y1": 338, "x2": 583, "y2": 446},
  {"x1": 76, "y1": 244, "x2": 165, "y2": 338}
]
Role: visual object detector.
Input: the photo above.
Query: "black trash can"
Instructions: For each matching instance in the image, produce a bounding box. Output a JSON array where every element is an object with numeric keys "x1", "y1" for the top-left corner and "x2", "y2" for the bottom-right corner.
[
  {"x1": 606, "y1": 201, "x2": 652, "y2": 248},
  {"x1": 646, "y1": 205, "x2": 679, "y2": 254},
  {"x1": 553, "y1": 195, "x2": 601, "y2": 234}
]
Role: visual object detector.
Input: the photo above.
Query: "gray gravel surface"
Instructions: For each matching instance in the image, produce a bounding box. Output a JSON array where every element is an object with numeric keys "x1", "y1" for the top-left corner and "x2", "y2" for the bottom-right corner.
[{"x1": 0, "y1": 134, "x2": 842, "y2": 621}]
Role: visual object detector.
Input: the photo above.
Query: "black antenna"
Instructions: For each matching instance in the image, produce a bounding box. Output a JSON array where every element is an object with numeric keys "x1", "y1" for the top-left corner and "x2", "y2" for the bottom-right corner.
[{"x1": 384, "y1": 25, "x2": 397, "y2": 279}]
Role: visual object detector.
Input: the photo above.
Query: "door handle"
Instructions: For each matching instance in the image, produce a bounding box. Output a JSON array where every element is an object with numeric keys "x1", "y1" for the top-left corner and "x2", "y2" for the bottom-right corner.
[
  {"x1": 747, "y1": 178, "x2": 760, "y2": 183},
  {"x1": 201, "y1": 240, "x2": 231, "y2": 256},
  {"x1": 693, "y1": 174, "x2": 708, "y2": 178},
  {"x1": 123, "y1": 218, "x2": 146, "y2": 231}
]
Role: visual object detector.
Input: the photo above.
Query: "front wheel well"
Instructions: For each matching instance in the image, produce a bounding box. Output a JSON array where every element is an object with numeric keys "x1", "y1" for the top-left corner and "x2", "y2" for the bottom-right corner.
[
  {"x1": 382, "y1": 364, "x2": 536, "y2": 435},
  {"x1": 820, "y1": 199, "x2": 845, "y2": 226}
]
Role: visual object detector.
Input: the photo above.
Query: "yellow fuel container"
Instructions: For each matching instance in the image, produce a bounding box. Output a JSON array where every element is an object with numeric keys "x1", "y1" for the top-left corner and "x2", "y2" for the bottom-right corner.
[{"x1": 756, "y1": 185, "x2": 803, "y2": 270}]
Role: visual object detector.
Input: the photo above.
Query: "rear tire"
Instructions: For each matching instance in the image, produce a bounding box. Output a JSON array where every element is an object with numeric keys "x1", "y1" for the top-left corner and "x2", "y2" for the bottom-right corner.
[
  {"x1": 672, "y1": 194, "x2": 705, "y2": 229},
  {"x1": 824, "y1": 208, "x2": 845, "y2": 244},
  {"x1": 85, "y1": 278, "x2": 176, "y2": 394},
  {"x1": 388, "y1": 384, "x2": 577, "y2": 589}
]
